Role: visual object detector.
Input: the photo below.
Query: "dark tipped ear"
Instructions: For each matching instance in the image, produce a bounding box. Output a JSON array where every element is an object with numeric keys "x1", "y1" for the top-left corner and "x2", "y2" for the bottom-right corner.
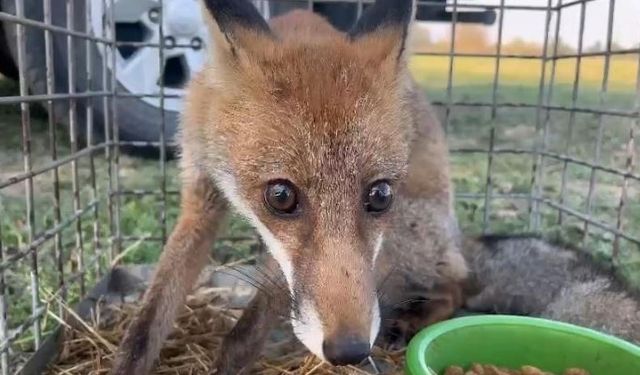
[
  {"x1": 348, "y1": 0, "x2": 415, "y2": 62},
  {"x1": 349, "y1": 0, "x2": 415, "y2": 38},
  {"x1": 201, "y1": 0, "x2": 273, "y2": 62},
  {"x1": 204, "y1": 0, "x2": 272, "y2": 37}
]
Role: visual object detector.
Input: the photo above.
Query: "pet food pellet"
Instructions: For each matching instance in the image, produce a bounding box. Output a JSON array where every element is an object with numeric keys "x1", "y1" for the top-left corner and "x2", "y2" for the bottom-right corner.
[
  {"x1": 563, "y1": 369, "x2": 590, "y2": 375},
  {"x1": 444, "y1": 366, "x2": 465, "y2": 375},
  {"x1": 521, "y1": 365, "x2": 545, "y2": 375},
  {"x1": 442, "y1": 364, "x2": 590, "y2": 375}
]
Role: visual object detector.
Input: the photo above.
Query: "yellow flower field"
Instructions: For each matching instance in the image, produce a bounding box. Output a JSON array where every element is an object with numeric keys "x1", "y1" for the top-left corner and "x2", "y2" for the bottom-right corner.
[{"x1": 409, "y1": 55, "x2": 638, "y2": 91}]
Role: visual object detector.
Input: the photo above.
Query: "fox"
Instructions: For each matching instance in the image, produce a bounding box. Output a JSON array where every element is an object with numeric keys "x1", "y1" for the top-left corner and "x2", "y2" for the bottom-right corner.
[
  {"x1": 387, "y1": 235, "x2": 640, "y2": 353},
  {"x1": 460, "y1": 235, "x2": 640, "y2": 345},
  {"x1": 111, "y1": 0, "x2": 468, "y2": 374}
]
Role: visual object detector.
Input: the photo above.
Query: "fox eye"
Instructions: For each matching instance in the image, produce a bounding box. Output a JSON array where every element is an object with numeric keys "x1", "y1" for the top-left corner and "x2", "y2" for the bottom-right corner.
[
  {"x1": 365, "y1": 180, "x2": 393, "y2": 214},
  {"x1": 264, "y1": 180, "x2": 299, "y2": 216}
]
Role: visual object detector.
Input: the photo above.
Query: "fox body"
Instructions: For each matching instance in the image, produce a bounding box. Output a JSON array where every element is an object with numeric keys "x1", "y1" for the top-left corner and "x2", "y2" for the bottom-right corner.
[
  {"x1": 462, "y1": 235, "x2": 640, "y2": 345},
  {"x1": 111, "y1": 0, "x2": 467, "y2": 373}
]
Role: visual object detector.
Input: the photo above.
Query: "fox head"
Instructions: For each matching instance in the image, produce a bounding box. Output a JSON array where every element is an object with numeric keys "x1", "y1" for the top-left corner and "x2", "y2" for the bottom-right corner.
[{"x1": 183, "y1": 0, "x2": 418, "y2": 366}]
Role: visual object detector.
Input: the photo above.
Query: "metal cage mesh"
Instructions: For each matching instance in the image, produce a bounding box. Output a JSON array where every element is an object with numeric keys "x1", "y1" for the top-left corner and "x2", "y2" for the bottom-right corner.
[{"x1": 0, "y1": 0, "x2": 637, "y2": 373}]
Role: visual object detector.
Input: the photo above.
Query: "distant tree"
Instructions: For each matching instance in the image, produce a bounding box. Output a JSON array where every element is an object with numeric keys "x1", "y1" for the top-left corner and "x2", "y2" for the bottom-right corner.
[
  {"x1": 547, "y1": 37, "x2": 576, "y2": 56},
  {"x1": 585, "y1": 41, "x2": 603, "y2": 53},
  {"x1": 585, "y1": 40, "x2": 627, "y2": 53},
  {"x1": 454, "y1": 25, "x2": 492, "y2": 53},
  {"x1": 501, "y1": 38, "x2": 542, "y2": 55},
  {"x1": 610, "y1": 41, "x2": 625, "y2": 51},
  {"x1": 426, "y1": 24, "x2": 493, "y2": 54}
]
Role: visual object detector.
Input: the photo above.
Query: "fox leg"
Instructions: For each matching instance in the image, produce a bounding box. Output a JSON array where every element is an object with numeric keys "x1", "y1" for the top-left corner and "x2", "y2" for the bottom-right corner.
[
  {"x1": 215, "y1": 290, "x2": 281, "y2": 374},
  {"x1": 215, "y1": 256, "x2": 287, "y2": 374},
  {"x1": 384, "y1": 282, "x2": 464, "y2": 345},
  {"x1": 111, "y1": 173, "x2": 227, "y2": 375}
]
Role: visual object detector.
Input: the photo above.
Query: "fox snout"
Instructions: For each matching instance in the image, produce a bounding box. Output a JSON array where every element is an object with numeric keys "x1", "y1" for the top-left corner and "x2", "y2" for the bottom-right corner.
[
  {"x1": 290, "y1": 237, "x2": 381, "y2": 365},
  {"x1": 323, "y1": 334, "x2": 371, "y2": 366},
  {"x1": 292, "y1": 293, "x2": 379, "y2": 366}
]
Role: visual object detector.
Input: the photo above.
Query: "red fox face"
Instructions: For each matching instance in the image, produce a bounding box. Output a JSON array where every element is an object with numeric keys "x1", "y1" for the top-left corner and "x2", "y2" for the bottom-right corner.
[{"x1": 184, "y1": 0, "x2": 417, "y2": 365}]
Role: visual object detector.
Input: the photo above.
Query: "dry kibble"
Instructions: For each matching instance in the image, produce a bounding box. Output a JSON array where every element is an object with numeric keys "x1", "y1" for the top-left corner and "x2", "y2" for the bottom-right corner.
[
  {"x1": 521, "y1": 365, "x2": 545, "y2": 375},
  {"x1": 444, "y1": 366, "x2": 465, "y2": 375},
  {"x1": 483, "y1": 364, "x2": 507, "y2": 375},
  {"x1": 443, "y1": 364, "x2": 590, "y2": 375},
  {"x1": 563, "y1": 369, "x2": 590, "y2": 375},
  {"x1": 470, "y1": 363, "x2": 486, "y2": 374},
  {"x1": 502, "y1": 367, "x2": 520, "y2": 375}
]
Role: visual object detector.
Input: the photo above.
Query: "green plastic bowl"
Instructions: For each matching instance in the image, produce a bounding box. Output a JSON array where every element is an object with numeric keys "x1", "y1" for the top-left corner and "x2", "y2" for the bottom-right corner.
[{"x1": 405, "y1": 315, "x2": 640, "y2": 375}]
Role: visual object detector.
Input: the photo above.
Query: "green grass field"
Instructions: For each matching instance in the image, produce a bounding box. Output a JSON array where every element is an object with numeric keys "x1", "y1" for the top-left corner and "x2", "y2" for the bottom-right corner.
[{"x1": 0, "y1": 54, "x2": 638, "y2": 351}]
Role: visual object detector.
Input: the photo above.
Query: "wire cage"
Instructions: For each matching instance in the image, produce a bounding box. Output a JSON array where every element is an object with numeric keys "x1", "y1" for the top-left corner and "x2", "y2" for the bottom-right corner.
[{"x1": 0, "y1": 0, "x2": 638, "y2": 373}]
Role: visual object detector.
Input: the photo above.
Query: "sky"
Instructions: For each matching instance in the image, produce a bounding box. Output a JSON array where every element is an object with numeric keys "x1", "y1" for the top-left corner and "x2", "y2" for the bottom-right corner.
[{"x1": 422, "y1": 0, "x2": 639, "y2": 49}]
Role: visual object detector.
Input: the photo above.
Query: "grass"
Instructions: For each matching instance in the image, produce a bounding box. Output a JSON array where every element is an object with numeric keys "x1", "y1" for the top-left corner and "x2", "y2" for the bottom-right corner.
[{"x1": 0, "y1": 54, "x2": 639, "y2": 357}]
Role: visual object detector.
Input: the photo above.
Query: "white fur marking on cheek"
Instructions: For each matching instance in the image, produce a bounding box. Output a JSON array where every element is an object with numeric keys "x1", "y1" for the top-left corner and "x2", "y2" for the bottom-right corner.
[
  {"x1": 370, "y1": 297, "x2": 381, "y2": 347},
  {"x1": 291, "y1": 299, "x2": 325, "y2": 361},
  {"x1": 214, "y1": 172, "x2": 294, "y2": 290},
  {"x1": 372, "y1": 233, "x2": 384, "y2": 266}
]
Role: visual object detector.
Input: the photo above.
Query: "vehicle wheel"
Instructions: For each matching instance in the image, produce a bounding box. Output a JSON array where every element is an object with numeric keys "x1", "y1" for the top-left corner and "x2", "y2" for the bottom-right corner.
[
  {"x1": 0, "y1": 4, "x2": 18, "y2": 81},
  {"x1": 0, "y1": 0, "x2": 213, "y2": 157}
]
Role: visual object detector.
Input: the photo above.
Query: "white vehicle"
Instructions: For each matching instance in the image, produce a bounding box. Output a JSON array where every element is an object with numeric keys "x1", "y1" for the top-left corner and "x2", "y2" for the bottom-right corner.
[{"x1": 0, "y1": 0, "x2": 494, "y2": 155}]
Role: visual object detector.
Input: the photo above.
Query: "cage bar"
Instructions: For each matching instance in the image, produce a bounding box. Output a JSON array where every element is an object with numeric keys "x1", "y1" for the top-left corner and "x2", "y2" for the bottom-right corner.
[
  {"x1": 0, "y1": 11, "x2": 111, "y2": 44},
  {"x1": 613, "y1": 50, "x2": 640, "y2": 259},
  {"x1": 532, "y1": 0, "x2": 565, "y2": 231},
  {"x1": 442, "y1": 0, "x2": 458, "y2": 133},
  {"x1": 481, "y1": 0, "x2": 505, "y2": 232},
  {"x1": 109, "y1": 0, "x2": 122, "y2": 260},
  {"x1": 42, "y1": 0, "x2": 66, "y2": 325},
  {"x1": 66, "y1": 0, "x2": 87, "y2": 297},
  {"x1": 13, "y1": 0, "x2": 42, "y2": 350},
  {"x1": 158, "y1": 0, "x2": 168, "y2": 246},
  {"x1": 85, "y1": 0, "x2": 103, "y2": 280},
  {"x1": 557, "y1": 0, "x2": 588, "y2": 227},
  {"x1": 528, "y1": 0, "x2": 553, "y2": 231},
  {"x1": 582, "y1": 0, "x2": 616, "y2": 246}
]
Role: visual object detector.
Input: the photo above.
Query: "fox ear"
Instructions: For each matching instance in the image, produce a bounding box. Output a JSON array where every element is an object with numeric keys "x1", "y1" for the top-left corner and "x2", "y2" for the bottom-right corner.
[
  {"x1": 348, "y1": 0, "x2": 416, "y2": 65},
  {"x1": 201, "y1": 0, "x2": 274, "y2": 64}
]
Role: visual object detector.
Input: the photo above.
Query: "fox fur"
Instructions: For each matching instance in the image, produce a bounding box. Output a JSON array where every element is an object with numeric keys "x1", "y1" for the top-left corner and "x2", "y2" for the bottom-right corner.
[
  {"x1": 111, "y1": 1, "x2": 639, "y2": 374},
  {"x1": 461, "y1": 235, "x2": 640, "y2": 345},
  {"x1": 111, "y1": 0, "x2": 467, "y2": 373}
]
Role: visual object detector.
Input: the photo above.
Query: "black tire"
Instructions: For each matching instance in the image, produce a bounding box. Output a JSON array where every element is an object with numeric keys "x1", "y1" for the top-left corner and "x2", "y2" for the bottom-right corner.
[
  {"x1": 1, "y1": 0, "x2": 178, "y2": 158},
  {"x1": 0, "y1": 4, "x2": 18, "y2": 80}
]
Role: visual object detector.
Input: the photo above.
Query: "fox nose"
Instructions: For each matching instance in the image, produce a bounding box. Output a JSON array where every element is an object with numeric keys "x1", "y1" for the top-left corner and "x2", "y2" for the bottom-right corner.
[{"x1": 322, "y1": 336, "x2": 370, "y2": 366}]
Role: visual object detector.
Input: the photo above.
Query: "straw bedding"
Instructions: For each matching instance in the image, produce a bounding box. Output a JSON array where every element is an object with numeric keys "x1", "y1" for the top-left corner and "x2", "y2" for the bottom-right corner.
[{"x1": 46, "y1": 284, "x2": 405, "y2": 374}]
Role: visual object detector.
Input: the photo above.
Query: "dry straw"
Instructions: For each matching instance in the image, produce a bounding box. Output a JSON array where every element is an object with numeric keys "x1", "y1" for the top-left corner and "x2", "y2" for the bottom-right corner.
[{"x1": 45, "y1": 285, "x2": 405, "y2": 374}]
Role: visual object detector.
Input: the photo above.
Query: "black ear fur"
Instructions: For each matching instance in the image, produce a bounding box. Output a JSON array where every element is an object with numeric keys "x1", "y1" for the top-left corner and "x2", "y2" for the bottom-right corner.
[
  {"x1": 204, "y1": 0, "x2": 272, "y2": 36},
  {"x1": 348, "y1": 0, "x2": 414, "y2": 39}
]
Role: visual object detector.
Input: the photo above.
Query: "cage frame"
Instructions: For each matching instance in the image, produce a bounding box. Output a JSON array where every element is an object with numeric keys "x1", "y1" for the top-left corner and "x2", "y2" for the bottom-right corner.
[{"x1": 0, "y1": 0, "x2": 638, "y2": 374}]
